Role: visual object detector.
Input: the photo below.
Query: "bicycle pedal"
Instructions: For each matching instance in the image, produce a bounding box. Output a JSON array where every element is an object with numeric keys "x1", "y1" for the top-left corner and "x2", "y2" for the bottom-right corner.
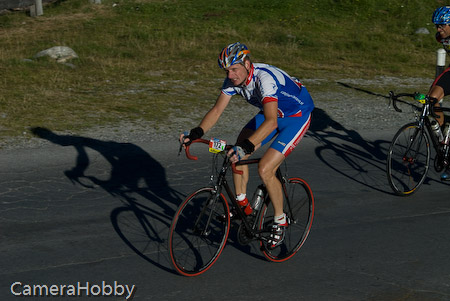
[{"x1": 217, "y1": 208, "x2": 239, "y2": 222}]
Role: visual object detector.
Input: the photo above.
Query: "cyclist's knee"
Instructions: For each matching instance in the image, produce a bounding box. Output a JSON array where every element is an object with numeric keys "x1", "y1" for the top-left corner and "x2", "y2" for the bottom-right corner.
[
  {"x1": 258, "y1": 149, "x2": 284, "y2": 181},
  {"x1": 258, "y1": 162, "x2": 276, "y2": 183},
  {"x1": 429, "y1": 86, "x2": 444, "y2": 103}
]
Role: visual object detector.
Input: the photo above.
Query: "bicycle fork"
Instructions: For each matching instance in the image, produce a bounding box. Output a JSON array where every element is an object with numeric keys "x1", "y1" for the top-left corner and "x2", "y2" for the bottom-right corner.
[
  {"x1": 278, "y1": 170, "x2": 296, "y2": 225},
  {"x1": 192, "y1": 188, "x2": 223, "y2": 237},
  {"x1": 402, "y1": 126, "x2": 425, "y2": 165},
  {"x1": 193, "y1": 158, "x2": 232, "y2": 237}
]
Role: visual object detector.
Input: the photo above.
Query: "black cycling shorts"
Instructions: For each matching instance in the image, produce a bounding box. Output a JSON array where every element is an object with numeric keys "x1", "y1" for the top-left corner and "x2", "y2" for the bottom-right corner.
[{"x1": 433, "y1": 67, "x2": 450, "y2": 96}]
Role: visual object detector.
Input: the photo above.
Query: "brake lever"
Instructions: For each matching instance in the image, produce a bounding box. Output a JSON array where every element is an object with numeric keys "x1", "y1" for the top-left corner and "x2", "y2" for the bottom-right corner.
[
  {"x1": 178, "y1": 131, "x2": 189, "y2": 156},
  {"x1": 178, "y1": 143, "x2": 183, "y2": 156}
]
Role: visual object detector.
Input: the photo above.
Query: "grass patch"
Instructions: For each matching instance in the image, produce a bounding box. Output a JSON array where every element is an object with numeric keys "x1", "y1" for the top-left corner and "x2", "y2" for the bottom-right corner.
[{"x1": 0, "y1": 0, "x2": 446, "y2": 140}]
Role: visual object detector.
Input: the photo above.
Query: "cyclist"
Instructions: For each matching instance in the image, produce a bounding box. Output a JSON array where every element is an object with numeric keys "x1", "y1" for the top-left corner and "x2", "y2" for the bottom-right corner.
[
  {"x1": 431, "y1": 6, "x2": 450, "y2": 179},
  {"x1": 180, "y1": 42, "x2": 314, "y2": 249}
]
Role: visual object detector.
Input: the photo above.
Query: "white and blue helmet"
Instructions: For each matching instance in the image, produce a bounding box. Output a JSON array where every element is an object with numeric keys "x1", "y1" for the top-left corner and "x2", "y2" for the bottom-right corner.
[
  {"x1": 218, "y1": 42, "x2": 250, "y2": 69},
  {"x1": 433, "y1": 6, "x2": 450, "y2": 24}
]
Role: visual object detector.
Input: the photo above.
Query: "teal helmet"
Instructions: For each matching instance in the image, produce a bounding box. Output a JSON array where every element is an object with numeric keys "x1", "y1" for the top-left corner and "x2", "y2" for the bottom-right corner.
[{"x1": 433, "y1": 6, "x2": 450, "y2": 24}]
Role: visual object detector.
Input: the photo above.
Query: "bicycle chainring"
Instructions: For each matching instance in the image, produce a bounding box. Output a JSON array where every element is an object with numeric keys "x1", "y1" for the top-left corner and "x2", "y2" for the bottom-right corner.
[{"x1": 237, "y1": 216, "x2": 256, "y2": 245}]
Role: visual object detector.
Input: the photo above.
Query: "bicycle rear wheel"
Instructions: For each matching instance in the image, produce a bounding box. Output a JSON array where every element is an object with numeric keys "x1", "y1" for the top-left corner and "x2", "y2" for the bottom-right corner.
[
  {"x1": 386, "y1": 122, "x2": 430, "y2": 196},
  {"x1": 168, "y1": 187, "x2": 230, "y2": 276},
  {"x1": 259, "y1": 178, "x2": 314, "y2": 262}
]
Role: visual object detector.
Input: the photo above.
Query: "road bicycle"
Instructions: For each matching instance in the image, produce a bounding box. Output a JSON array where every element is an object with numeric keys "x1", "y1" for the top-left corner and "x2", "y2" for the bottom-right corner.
[
  {"x1": 386, "y1": 91, "x2": 450, "y2": 196},
  {"x1": 168, "y1": 138, "x2": 314, "y2": 276}
]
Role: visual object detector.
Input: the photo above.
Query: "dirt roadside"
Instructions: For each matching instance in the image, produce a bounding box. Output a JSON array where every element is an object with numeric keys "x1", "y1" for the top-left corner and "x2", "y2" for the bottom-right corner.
[{"x1": 0, "y1": 76, "x2": 434, "y2": 150}]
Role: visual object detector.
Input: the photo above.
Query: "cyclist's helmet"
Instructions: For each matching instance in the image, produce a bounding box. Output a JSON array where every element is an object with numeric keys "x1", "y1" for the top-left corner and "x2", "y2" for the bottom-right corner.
[
  {"x1": 433, "y1": 6, "x2": 450, "y2": 25},
  {"x1": 218, "y1": 42, "x2": 250, "y2": 69}
]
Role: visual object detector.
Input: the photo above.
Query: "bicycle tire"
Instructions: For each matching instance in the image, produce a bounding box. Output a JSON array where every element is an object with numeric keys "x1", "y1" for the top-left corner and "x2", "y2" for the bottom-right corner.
[
  {"x1": 258, "y1": 178, "x2": 314, "y2": 262},
  {"x1": 168, "y1": 187, "x2": 230, "y2": 276},
  {"x1": 386, "y1": 122, "x2": 431, "y2": 196}
]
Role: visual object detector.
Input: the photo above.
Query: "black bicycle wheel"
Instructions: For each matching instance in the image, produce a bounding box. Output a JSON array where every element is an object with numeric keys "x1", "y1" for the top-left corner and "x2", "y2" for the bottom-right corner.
[
  {"x1": 386, "y1": 122, "x2": 430, "y2": 196},
  {"x1": 258, "y1": 178, "x2": 314, "y2": 262},
  {"x1": 168, "y1": 187, "x2": 230, "y2": 276}
]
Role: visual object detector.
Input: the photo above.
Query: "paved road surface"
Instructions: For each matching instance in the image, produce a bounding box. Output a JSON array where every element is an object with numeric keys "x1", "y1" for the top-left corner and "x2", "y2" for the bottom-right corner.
[{"x1": 1, "y1": 123, "x2": 450, "y2": 300}]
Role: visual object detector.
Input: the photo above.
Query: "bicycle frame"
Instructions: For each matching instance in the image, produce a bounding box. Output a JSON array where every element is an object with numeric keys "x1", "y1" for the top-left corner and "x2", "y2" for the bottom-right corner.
[
  {"x1": 389, "y1": 91, "x2": 450, "y2": 169},
  {"x1": 207, "y1": 157, "x2": 273, "y2": 241},
  {"x1": 170, "y1": 138, "x2": 314, "y2": 275},
  {"x1": 419, "y1": 103, "x2": 445, "y2": 155},
  {"x1": 185, "y1": 139, "x2": 289, "y2": 242}
]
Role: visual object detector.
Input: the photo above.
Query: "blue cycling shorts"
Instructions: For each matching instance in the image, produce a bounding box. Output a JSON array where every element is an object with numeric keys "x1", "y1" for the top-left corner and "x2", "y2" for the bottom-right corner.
[{"x1": 244, "y1": 111, "x2": 311, "y2": 157}]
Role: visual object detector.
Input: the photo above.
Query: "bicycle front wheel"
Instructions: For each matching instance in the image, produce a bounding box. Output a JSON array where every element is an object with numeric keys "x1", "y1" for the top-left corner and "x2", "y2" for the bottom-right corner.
[
  {"x1": 386, "y1": 122, "x2": 430, "y2": 196},
  {"x1": 168, "y1": 187, "x2": 230, "y2": 276},
  {"x1": 259, "y1": 178, "x2": 314, "y2": 262}
]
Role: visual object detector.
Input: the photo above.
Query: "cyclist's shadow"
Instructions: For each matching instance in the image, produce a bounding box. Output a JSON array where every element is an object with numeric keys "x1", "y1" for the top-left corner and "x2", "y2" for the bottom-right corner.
[
  {"x1": 31, "y1": 127, "x2": 181, "y2": 273},
  {"x1": 308, "y1": 107, "x2": 393, "y2": 194},
  {"x1": 317, "y1": 82, "x2": 448, "y2": 192}
]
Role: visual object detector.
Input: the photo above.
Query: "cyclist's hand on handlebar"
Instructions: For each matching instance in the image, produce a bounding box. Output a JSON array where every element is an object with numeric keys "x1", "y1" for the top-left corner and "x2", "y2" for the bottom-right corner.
[
  {"x1": 180, "y1": 126, "x2": 205, "y2": 145},
  {"x1": 228, "y1": 146, "x2": 245, "y2": 163},
  {"x1": 179, "y1": 131, "x2": 190, "y2": 148},
  {"x1": 179, "y1": 126, "x2": 205, "y2": 148},
  {"x1": 227, "y1": 139, "x2": 255, "y2": 163}
]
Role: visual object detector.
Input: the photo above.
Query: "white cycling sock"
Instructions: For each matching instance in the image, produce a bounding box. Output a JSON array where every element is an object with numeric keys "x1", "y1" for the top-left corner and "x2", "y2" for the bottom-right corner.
[
  {"x1": 236, "y1": 193, "x2": 246, "y2": 201},
  {"x1": 274, "y1": 213, "x2": 286, "y2": 225}
]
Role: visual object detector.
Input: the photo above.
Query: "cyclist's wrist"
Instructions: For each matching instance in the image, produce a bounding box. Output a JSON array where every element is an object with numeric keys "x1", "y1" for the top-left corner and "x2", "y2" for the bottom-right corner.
[
  {"x1": 237, "y1": 138, "x2": 255, "y2": 154},
  {"x1": 188, "y1": 127, "x2": 204, "y2": 141}
]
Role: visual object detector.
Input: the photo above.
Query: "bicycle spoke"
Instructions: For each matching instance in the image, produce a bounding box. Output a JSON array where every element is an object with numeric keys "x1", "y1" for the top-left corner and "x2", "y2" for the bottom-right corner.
[
  {"x1": 387, "y1": 123, "x2": 430, "y2": 195},
  {"x1": 168, "y1": 188, "x2": 230, "y2": 276},
  {"x1": 259, "y1": 178, "x2": 314, "y2": 262}
]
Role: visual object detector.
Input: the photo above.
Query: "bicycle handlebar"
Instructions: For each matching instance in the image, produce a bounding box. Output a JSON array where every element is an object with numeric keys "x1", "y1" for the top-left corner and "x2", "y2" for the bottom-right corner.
[
  {"x1": 183, "y1": 138, "x2": 209, "y2": 160},
  {"x1": 388, "y1": 91, "x2": 444, "y2": 118},
  {"x1": 181, "y1": 138, "x2": 243, "y2": 174},
  {"x1": 388, "y1": 91, "x2": 416, "y2": 113}
]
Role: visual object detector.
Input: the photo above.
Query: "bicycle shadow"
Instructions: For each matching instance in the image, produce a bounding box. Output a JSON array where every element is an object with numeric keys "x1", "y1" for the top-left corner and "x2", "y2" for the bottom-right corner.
[
  {"x1": 30, "y1": 127, "x2": 182, "y2": 274},
  {"x1": 328, "y1": 82, "x2": 450, "y2": 192},
  {"x1": 308, "y1": 107, "x2": 394, "y2": 194},
  {"x1": 336, "y1": 81, "x2": 390, "y2": 99}
]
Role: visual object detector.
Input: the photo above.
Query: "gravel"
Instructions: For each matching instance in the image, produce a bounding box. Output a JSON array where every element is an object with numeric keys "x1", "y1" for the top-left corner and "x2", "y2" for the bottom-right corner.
[{"x1": 0, "y1": 76, "x2": 433, "y2": 150}]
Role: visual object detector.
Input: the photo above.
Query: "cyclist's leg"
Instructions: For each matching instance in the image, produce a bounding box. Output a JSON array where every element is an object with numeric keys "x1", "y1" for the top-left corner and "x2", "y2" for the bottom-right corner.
[
  {"x1": 261, "y1": 112, "x2": 312, "y2": 217},
  {"x1": 429, "y1": 85, "x2": 445, "y2": 125},
  {"x1": 430, "y1": 68, "x2": 450, "y2": 179},
  {"x1": 429, "y1": 68, "x2": 450, "y2": 125},
  {"x1": 262, "y1": 113, "x2": 311, "y2": 248},
  {"x1": 233, "y1": 113, "x2": 277, "y2": 196},
  {"x1": 258, "y1": 149, "x2": 285, "y2": 217},
  {"x1": 233, "y1": 128, "x2": 253, "y2": 196}
]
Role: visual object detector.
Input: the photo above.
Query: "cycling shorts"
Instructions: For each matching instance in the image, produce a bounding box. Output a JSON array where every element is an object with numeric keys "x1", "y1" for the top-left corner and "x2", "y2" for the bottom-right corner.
[
  {"x1": 243, "y1": 112, "x2": 311, "y2": 157},
  {"x1": 433, "y1": 67, "x2": 450, "y2": 97}
]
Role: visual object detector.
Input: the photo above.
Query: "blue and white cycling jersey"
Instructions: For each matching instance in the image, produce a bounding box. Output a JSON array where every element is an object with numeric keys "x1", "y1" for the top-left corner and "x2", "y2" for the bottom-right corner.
[{"x1": 221, "y1": 63, "x2": 314, "y2": 118}]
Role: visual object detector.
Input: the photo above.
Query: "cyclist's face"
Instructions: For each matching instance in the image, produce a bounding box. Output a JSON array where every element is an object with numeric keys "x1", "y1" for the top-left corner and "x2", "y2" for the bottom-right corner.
[
  {"x1": 225, "y1": 61, "x2": 250, "y2": 86},
  {"x1": 436, "y1": 24, "x2": 450, "y2": 38}
]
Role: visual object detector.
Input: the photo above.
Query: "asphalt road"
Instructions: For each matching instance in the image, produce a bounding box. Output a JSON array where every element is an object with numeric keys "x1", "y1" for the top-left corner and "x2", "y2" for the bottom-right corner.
[{"x1": 1, "y1": 122, "x2": 450, "y2": 300}]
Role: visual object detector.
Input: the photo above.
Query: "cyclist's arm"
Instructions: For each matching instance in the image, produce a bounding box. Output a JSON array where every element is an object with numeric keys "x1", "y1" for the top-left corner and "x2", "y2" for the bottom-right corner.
[
  {"x1": 197, "y1": 92, "x2": 232, "y2": 133},
  {"x1": 247, "y1": 100, "x2": 278, "y2": 147}
]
